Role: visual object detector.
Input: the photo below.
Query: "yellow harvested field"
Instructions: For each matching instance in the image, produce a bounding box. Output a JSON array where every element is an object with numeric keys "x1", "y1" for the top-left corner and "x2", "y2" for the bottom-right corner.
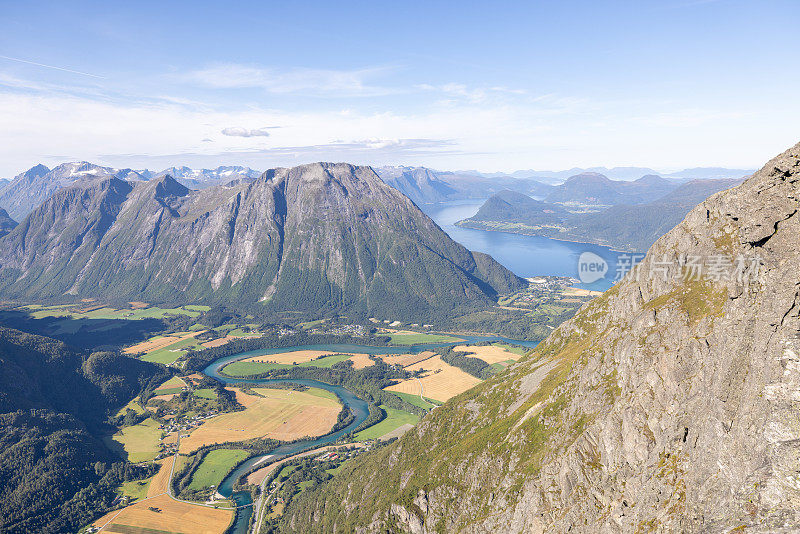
[
  {"x1": 147, "y1": 458, "x2": 174, "y2": 497},
  {"x1": 452, "y1": 345, "x2": 523, "y2": 365},
  {"x1": 348, "y1": 353, "x2": 375, "y2": 369},
  {"x1": 94, "y1": 494, "x2": 232, "y2": 534},
  {"x1": 385, "y1": 355, "x2": 481, "y2": 402},
  {"x1": 150, "y1": 393, "x2": 177, "y2": 402},
  {"x1": 379, "y1": 351, "x2": 435, "y2": 368},
  {"x1": 201, "y1": 336, "x2": 234, "y2": 348},
  {"x1": 179, "y1": 388, "x2": 341, "y2": 453},
  {"x1": 129, "y1": 301, "x2": 149, "y2": 309},
  {"x1": 124, "y1": 331, "x2": 205, "y2": 355},
  {"x1": 562, "y1": 287, "x2": 603, "y2": 297}
]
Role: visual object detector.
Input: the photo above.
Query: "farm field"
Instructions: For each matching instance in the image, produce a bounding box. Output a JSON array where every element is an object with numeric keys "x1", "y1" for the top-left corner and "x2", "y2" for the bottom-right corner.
[
  {"x1": 222, "y1": 351, "x2": 373, "y2": 376},
  {"x1": 178, "y1": 387, "x2": 341, "y2": 453},
  {"x1": 355, "y1": 406, "x2": 419, "y2": 440},
  {"x1": 452, "y1": 344, "x2": 525, "y2": 365},
  {"x1": 388, "y1": 391, "x2": 439, "y2": 409},
  {"x1": 142, "y1": 337, "x2": 204, "y2": 364},
  {"x1": 153, "y1": 376, "x2": 187, "y2": 394},
  {"x1": 385, "y1": 332, "x2": 463, "y2": 345},
  {"x1": 385, "y1": 355, "x2": 481, "y2": 402},
  {"x1": 147, "y1": 458, "x2": 174, "y2": 497},
  {"x1": 193, "y1": 388, "x2": 217, "y2": 400},
  {"x1": 379, "y1": 350, "x2": 436, "y2": 368},
  {"x1": 106, "y1": 417, "x2": 162, "y2": 462},
  {"x1": 118, "y1": 477, "x2": 152, "y2": 503},
  {"x1": 126, "y1": 332, "x2": 206, "y2": 364},
  {"x1": 23, "y1": 303, "x2": 209, "y2": 321},
  {"x1": 125, "y1": 331, "x2": 203, "y2": 354},
  {"x1": 187, "y1": 449, "x2": 250, "y2": 491},
  {"x1": 92, "y1": 494, "x2": 233, "y2": 534}
]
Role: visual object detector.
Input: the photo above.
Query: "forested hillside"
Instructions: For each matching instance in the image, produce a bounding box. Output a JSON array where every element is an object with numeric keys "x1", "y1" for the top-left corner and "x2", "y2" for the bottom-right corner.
[{"x1": 0, "y1": 327, "x2": 169, "y2": 533}]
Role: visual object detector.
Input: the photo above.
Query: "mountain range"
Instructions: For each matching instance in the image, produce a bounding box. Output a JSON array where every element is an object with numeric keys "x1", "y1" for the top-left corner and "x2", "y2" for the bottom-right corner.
[
  {"x1": 375, "y1": 165, "x2": 555, "y2": 204},
  {"x1": 0, "y1": 163, "x2": 261, "y2": 221},
  {"x1": 459, "y1": 177, "x2": 743, "y2": 251},
  {"x1": 0, "y1": 163, "x2": 523, "y2": 319},
  {"x1": 283, "y1": 141, "x2": 800, "y2": 533},
  {"x1": 543, "y1": 172, "x2": 680, "y2": 206},
  {"x1": 477, "y1": 165, "x2": 754, "y2": 182}
]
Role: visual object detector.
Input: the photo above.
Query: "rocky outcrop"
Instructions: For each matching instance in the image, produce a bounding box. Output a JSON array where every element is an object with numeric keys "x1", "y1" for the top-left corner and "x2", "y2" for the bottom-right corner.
[
  {"x1": 284, "y1": 142, "x2": 800, "y2": 533},
  {"x1": 0, "y1": 208, "x2": 16, "y2": 238},
  {"x1": 0, "y1": 163, "x2": 524, "y2": 318}
]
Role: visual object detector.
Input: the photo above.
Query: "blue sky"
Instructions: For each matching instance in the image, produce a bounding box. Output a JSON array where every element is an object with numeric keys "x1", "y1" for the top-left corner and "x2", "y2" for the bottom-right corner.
[{"x1": 0, "y1": 0, "x2": 797, "y2": 176}]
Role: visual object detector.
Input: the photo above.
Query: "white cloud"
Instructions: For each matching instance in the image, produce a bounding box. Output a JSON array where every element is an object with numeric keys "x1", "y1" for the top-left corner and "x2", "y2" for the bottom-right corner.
[
  {"x1": 416, "y1": 83, "x2": 528, "y2": 104},
  {"x1": 221, "y1": 127, "x2": 274, "y2": 137},
  {"x1": 183, "y1": 63, "x2": 398, "y2": 97},
  {"x1": 0, "y1": 79, "x2": 797, "y2": 177}
]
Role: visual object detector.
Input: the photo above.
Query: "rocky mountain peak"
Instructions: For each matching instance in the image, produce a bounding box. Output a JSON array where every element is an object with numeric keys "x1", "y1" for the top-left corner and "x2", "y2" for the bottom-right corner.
[
  {"x1": 283, "y1": 141, "x2": 800, "y2": 533},
  {"x1": 19, "y1": 163, "x2": 50, "y2": 180}
]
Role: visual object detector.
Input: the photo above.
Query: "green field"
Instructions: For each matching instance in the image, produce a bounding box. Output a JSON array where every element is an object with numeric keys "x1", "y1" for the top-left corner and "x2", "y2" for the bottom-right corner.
[
  {"x1": 141, "y1": 337, "x2": 203, "y2": 364},
  {"x1": 154, "y1": 376, "x2": 185, "y2": 392},
  {"x1": 106, "y1": 417, "x2": 162, "y2": 462},
  {"x1": 221, "y1": 353, "x2": 353, "y2": 376},
  {"x1": 388, "y1": 391, "x2": 438, "y2": 409},
  {"x1": 115, "y1": 397, "x2": 146, "y2": 417},
  {"x1": 118, "y1": 477, "x2": 152, "y2": 502},
  {"x1": 490, "y1": 360, "x2": 516, "y2": 372},
  {"x1": 193, "y1": 388, "x2": 218, "y2": 400},
  {"x1": 23, "y1": 304, "x2": 207, "y2": 321},
  {"x1": 276, "y1": 464, "x2": 297, "y2": 482},
  {"x1": 493, "y1": 342, "x2": 528, "y2": 356},
  {"x1": 187, "y1": 449, "x2": 250, "y2": 491},
  {"x1": 386, "y1": 332, "x2": 463, "y2": 345},
  {"x1": 355, "y1": 406, "x2": 419, "y2": 440}
]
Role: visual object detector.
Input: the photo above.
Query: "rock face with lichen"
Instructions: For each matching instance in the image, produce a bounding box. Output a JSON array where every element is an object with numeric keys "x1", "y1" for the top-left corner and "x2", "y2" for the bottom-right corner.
[
  {"x1": 0, "y1": 162, "x2": 523, "y2": 318},
  {"x1": 283, "y1": 143, "x2": 800, "y2": 533}
]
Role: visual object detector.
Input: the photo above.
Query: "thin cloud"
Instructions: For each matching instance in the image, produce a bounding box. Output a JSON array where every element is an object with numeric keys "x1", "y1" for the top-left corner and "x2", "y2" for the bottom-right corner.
[
  {"x1": 221, "y1": 127, "x2": 274, "y2": 138},
  {"x1": 0, "y1": 54, "x2": 104, "y2": 79},
  {"x1": 183, "y1": 63, "x2": 398, "y2": 97},
  {"x1": 417, "y1": 83, "x2": 527, "y2": 104}
]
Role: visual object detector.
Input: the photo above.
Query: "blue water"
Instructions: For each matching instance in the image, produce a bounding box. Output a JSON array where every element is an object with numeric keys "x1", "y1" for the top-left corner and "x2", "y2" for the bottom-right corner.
[
  {"x1": 420, "y1": 200, "x2": 630, "y2": 291},
  {"x1": 203, "y1": 336, "x2": 538, "y2": 533}
]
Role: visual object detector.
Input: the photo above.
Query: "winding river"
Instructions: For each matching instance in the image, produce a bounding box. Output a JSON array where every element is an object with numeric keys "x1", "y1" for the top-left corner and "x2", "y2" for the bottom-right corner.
[{"x1": 202, "y1": 335, "x2": 538, "y2": 533}]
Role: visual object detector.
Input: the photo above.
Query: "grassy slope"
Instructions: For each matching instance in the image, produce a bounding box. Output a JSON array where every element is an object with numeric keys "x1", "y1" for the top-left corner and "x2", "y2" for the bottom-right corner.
[
  {"x1": 107, "y1": 417, "x2": 162, "y2": 463},
  {"x1": 187, "y1": 449, "x2": 250, "y2": 491},
  {"x1": 355, "y1": 406, "x2": 420, "y2": 441},
  {"x1": 387, "y1": 391, "x2": 438, "y2": 409},
  {"x1": 142, "y1": 337, "x2": 203, "y2": 364}
]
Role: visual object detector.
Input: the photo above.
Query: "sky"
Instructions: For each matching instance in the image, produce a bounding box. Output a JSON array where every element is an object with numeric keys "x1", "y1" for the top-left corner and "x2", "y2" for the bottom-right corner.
[{"x1": 0, "y1": 0, "x2": 798, "y2": 177}]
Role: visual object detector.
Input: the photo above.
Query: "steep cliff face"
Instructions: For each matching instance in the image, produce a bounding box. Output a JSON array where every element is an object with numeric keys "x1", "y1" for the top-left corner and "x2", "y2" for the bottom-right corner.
[
  {"x1": 0, "y1": 163, "x2": 523, "y2": 317},
  {"x1": 284, "y1": 143, "x2": 800, "y2": 533}
]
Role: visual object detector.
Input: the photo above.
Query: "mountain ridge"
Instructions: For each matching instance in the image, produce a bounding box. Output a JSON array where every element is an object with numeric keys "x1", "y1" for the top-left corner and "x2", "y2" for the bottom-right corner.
[
  {"x1": 460, "y1": 177, "x2": 742, "y2": 251},
  {"x1": 0, "y1": 163, "x2": 523, "y2": 319},
  {"x1": 283, "y1": 141, "x2": 800, "y2": 533}
]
